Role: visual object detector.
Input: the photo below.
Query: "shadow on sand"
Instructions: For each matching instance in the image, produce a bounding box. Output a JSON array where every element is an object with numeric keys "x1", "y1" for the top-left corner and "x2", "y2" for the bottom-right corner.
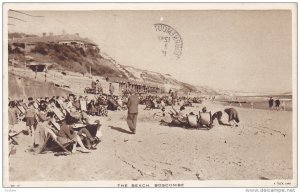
[
  {"x1": 159, "y1": 120, "x2": 212, "y2": 131},
  {"x1": 109, "y1": 126, "x2": 132, "y2": 134}
]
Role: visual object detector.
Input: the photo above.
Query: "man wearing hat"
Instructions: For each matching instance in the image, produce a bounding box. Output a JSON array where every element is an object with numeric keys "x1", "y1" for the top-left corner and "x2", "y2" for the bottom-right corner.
[{"x1": 126, "y1": 91, "x2": 139, "y2": 134}]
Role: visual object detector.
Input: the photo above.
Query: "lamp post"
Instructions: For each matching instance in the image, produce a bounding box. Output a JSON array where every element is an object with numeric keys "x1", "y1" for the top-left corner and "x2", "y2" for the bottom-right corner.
[
  {"x1": 24, "y1": 42, "x2": 26, "y2": 76},
  {"x1": 44, "y1": 66, "x2": 47, "y2": 82},
  {"x1": 90, "y1": 65, "x2": 92, "y2": 79},
  {"x1": 35, "y1": 65, "x2": 37, "y2": 79}
]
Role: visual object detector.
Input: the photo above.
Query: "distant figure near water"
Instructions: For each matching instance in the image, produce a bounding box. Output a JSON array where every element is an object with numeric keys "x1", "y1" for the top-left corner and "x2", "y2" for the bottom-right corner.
[
  {"x1": 268, "y1": 97, "x2": 274, "y2": 109},
  {"x1": 282, "y1": 100, "x2": 286, "y2": 111},
  {"x1": 275, "y1": 98, "x2": 281, "y2": 111}
]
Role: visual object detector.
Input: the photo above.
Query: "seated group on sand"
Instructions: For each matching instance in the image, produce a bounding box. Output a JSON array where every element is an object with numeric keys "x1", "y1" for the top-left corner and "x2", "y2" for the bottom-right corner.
[
  {"x1": 167, "y1": 105, "x2": 240, "y2": 129},
  {"x1": 8, "y1": 94, "x2": 106, "y2": 154}
]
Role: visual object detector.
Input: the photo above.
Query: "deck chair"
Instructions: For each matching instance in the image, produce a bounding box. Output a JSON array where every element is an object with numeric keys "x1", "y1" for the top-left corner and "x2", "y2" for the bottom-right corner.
[
  {"x1": 50, "y1": 119, "x2": 61, "y2": 130},
  {"x1": 72, "y1": 123, "x2": 86, "y2": 128},
  {"x1": 38, "y1": 127, "x2": 74, "y2": 154},
  {"x1": 33, "y1": 102, "x2": 39, "y2": 109},
  {"x1": 35, "y1": 99, "x2": 40, "y2": 106},
  {"x1": 21, "y1": 103, "x2": 28, "y2": 110},
  {"x1": 169, "y1": 113, "x2": 188, "y2": 127},
  {"x1": 64, "y1": 106, "x2": 71, "y2": 114},
  {"x1": 52, "y1": 107, "x2": 65, "y2": 122},
  {"x1": 8, "y1": 130, "x2": 24, "y2": 145},
  {"x1": 17, "y1": 105, "x2": 26, "y2": 115},
  {"x1": 199, "y1": 111, "x2": 213, "y2": 129},
  {"x1": 16, "y1": 105, "x2": 26, "y2": 121},
  {"x1": 187, "y1": 114, "x2": 199, "y2": 128},
  {"x1": 80, "y1": 100, "x2": 87, "y2": 111}
]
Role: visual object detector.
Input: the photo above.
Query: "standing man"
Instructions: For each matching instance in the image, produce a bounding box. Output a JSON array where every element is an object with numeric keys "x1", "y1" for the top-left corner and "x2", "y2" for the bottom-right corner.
[
  {"x1": 95, "y1": 80, "x2": 102, "y2": 94},
  {"x1": 109, "y1": 83, "x2": 115, "y2": 96},
  {"x1": 268, "y1": 97, "x2": 274, "y2": 109},
  {"x1": 127, "y1": 91, "x2": 139, "y2": 134},
  {"x1": 170, "y1": 90, "x2": 177, "y2": 106},
  {"x1": 91, "y1": 80, "x2": 96, "y2": 91}
]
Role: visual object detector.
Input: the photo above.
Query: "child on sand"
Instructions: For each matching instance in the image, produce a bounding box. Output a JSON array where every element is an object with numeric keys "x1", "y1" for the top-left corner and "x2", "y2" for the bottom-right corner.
[{"x1": 25, "y1": 102, "x2": 37, "y2": 142}]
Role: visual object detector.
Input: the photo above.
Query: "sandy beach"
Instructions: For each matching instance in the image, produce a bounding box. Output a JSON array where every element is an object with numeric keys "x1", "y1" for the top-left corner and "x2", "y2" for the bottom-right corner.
[{"x1": 8, "y1": 102, "x2": 293, "y2": 182}]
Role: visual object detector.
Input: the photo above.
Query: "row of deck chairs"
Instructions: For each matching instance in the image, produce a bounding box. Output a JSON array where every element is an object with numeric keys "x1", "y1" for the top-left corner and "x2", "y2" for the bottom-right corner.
[
  {"x1": 11, "y1": 99, "x2": 101, "y2": 155},
  {"x1": 16, "y1": 97, "x2": 101, "y2": 120},
  {"x1": 170, "y1": 111, "x2": 213, "y2": 129}
]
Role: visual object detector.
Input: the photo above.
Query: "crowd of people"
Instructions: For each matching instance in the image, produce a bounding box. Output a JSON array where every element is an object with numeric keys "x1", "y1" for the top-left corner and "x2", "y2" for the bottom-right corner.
[
  {"x1": 8, "y1": 89, "x2": 242, "y2": 156},
  {"x1": 139, "y1": 94, "x2": 203, "y2": 110},
  {"x1": 8, "y1": 94, "x2": 106, "y2": 154}
]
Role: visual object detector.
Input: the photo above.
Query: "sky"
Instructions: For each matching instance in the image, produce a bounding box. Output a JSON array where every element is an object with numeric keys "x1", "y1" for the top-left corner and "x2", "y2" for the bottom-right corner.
[{"x1": 7, "y1": 10, "x2": 293, "y2": 93}]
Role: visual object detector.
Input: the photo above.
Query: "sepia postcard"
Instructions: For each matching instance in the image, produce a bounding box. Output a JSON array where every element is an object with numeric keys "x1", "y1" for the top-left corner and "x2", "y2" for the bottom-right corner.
[{"x1": 2, "y1": 2, "x2": 298, "y2": 188}]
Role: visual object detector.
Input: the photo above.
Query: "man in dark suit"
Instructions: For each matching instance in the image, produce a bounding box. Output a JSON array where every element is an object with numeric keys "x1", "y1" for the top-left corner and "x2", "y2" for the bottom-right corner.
[{"x1": 127, "y1": 91, "x2": 139, "y2": 134}]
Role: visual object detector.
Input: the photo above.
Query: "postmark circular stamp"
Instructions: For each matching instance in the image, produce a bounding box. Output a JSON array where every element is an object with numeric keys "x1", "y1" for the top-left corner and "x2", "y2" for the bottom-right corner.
[{"x1": 154, "y1": 23, "x2": 183, "y2": 59}]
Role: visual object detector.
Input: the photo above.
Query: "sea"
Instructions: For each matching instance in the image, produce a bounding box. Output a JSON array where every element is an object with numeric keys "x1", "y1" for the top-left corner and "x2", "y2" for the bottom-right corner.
[{"x1": 216, "y1": 94, "x2": 293, "y2": 111}]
